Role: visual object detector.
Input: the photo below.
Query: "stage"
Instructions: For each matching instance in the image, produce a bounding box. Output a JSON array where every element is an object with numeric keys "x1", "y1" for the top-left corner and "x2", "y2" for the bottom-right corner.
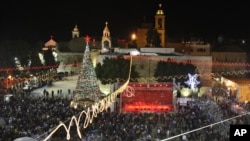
[{"x1": 121, "y1": 83, "x2": 174, "y2": 113}]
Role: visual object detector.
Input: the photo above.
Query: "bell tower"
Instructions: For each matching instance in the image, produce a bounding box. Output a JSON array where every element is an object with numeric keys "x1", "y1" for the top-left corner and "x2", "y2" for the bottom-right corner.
[
  {"x1": 72, "y1": 25, "x2": 80, "y2": 38},
  {"x1": 101, "y1": 21, "x2": 112, "y2": 53},
  {"x1": 155, "y1": 4, "x2": 166, "y2": 47}
]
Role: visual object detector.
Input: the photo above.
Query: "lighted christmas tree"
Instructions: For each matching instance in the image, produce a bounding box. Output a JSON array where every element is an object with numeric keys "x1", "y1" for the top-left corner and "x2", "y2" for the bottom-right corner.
[{"x1": 72, "y1": 36, "x2": 104, "y2": 108}]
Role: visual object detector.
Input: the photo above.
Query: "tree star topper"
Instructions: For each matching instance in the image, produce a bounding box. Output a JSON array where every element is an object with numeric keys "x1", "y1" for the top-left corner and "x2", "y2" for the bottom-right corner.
[{"x1": 84, "y1": 35, "x2": 91, "y2": 43}]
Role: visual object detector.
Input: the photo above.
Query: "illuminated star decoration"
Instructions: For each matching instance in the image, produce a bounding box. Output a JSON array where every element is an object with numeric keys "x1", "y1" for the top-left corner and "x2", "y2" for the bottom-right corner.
[
  {"x1": 84, "y1": 35, "x2": 91, "y2": 44},
  {"x1": 184, "y1": 73, "x2": 200, "y2": 91}
]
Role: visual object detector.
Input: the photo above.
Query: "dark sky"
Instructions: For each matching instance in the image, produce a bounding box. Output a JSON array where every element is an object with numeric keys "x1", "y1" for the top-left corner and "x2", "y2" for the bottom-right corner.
[{"x1": 1, "y1": 0, "x2": 250, "y2": 43}]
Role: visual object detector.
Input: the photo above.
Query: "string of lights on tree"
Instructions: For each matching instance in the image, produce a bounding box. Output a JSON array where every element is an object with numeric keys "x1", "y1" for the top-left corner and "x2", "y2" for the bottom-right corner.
[{"x1": 71, "y1": 36, "x2": 104, "y2": 107}]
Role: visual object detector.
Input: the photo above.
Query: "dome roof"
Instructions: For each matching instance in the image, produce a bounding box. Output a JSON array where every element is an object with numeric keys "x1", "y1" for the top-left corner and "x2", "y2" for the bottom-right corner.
[{"x1": 45, "y1": 36, "x2": 57, "y2": 47}]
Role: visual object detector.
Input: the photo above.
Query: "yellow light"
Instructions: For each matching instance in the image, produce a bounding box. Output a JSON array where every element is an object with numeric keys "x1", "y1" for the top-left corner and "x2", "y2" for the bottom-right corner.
[
  {"x1": 131, "y1": 33, "x2": 136, "y2": 40},
  {"x1": 225, "y1": 80, "x2": 232, "y2": 87},
  {"x1": 181, "y1": 88, "x2": 192, "y2": 97}
]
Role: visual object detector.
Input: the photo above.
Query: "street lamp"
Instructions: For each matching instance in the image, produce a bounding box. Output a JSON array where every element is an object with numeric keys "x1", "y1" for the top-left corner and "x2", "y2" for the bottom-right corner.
[
  {"x1": 131, "y1": 33, "x2": 136, "y2": 40},
  {"x1": 130, "y1": 33, "x2": 137, "y2": 48}
]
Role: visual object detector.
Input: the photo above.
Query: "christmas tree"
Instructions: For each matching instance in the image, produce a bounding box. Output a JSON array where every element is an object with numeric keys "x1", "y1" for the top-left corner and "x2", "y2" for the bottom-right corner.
[{"x1": 72, "y1": 36, "x2": 104, "y2": 107}]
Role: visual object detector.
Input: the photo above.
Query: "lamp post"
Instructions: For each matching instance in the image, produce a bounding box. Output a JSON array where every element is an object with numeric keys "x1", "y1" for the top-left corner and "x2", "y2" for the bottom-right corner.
[
  {"x1": 131, "y1": 33, "x2": 136, "y2": 40},
  {"x1": 130, "y1": 33, "x2": 137, "y2": 48}
]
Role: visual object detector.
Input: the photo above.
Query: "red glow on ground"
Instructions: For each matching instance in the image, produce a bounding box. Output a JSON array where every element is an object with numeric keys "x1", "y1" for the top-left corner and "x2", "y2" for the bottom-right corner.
[{"x1": 123, "y1": 102, "x2": 173, "y2": 113}]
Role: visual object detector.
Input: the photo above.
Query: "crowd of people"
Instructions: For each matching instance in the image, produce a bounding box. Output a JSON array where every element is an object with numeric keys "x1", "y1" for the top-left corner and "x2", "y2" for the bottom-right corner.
[
  {"x1": 80, "y1": 97, "x2": 250, "y2": 141},
  {"x1": 0, "y1": 94, "x2": 81, "y2": 141},
  {"x1": 1, "y1": 84, "x2": 250, "y2": 141}
]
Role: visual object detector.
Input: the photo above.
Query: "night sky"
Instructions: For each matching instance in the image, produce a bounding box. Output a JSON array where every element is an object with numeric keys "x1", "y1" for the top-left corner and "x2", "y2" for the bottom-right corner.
[{"x1": 1, "y1": 0, "x2": 250, "y2": 43}]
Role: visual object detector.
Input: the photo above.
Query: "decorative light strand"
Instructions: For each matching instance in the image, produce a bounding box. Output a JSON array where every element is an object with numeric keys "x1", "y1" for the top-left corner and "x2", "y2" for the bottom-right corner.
[
  {"x1": 2, "y1": 70, "x2": 250, "y2": 84},
  {"x1": 87, "y1": 69, "x2": 250, "y2": 82},
  {"x1": 1, "y1": 56, "x2": 250, "y2": 72},
  {"x1": 42, "y1": 56, "x2": 132, "y2": 141}
]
